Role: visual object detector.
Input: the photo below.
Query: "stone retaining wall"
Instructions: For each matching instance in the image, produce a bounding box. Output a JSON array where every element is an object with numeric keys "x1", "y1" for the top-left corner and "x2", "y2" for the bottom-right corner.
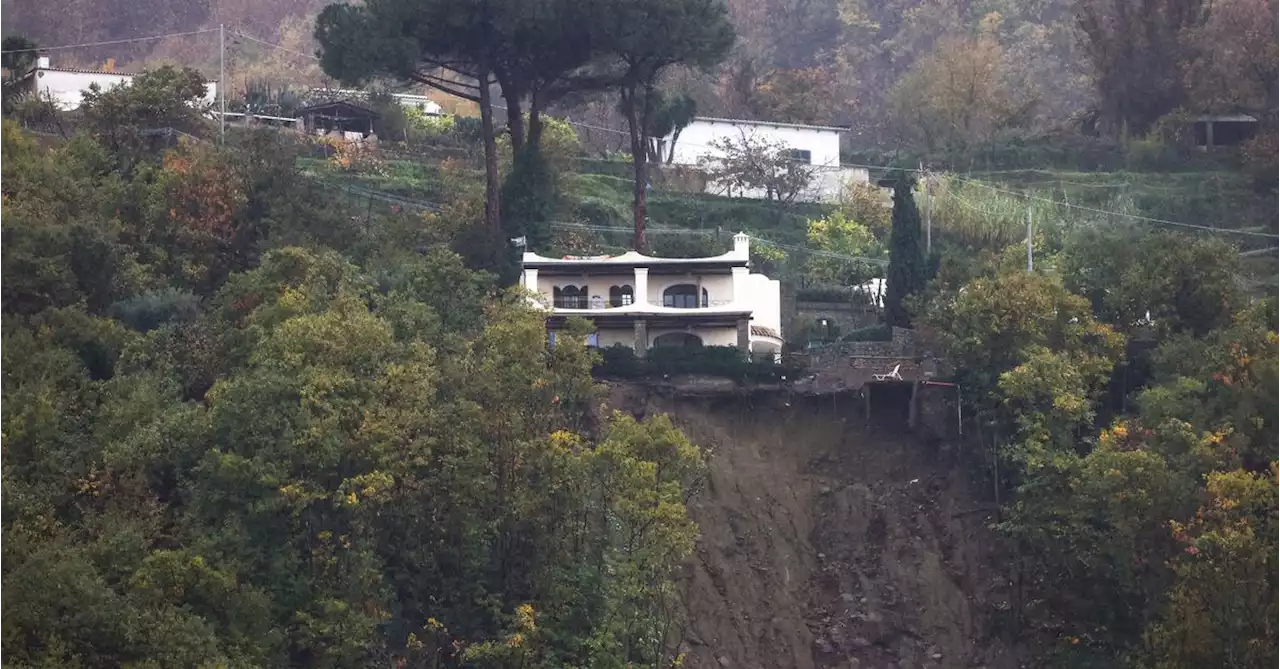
[
  {"x1": 808, "y1": 327, "x2": 918, "y2": 361},
  {"x1": 793, "y1": 301, "x2": 881, "y2": 336},
  {"x1": 789, "y1": 327, "x2": 949, "y2": 392}
]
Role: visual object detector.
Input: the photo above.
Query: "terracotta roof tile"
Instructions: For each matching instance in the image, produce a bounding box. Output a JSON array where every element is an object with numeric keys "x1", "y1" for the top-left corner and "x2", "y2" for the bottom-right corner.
[{"x1": 751, "y1": 325, "x2": 780, "y2": 339}]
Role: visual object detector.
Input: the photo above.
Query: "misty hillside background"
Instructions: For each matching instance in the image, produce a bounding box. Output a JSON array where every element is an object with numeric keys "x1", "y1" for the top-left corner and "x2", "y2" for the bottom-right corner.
[{"x1": 0, "y1": 0, "x2": 1096, "y2": 142}]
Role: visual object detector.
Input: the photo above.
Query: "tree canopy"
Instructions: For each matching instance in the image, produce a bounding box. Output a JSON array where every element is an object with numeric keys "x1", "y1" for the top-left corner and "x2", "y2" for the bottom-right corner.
[
  {"x1": 1, "y1": 113, "x2": 709, "y2": 667},
  {"x1": 597, "y1": 0, "x2": 735, "y2": 251},
  {"x1": 883, "y1": 174, "x2": 927, "y2": 328},
  {"x1": 1, "y1": 35, "x2": 39, "y2": 114}
]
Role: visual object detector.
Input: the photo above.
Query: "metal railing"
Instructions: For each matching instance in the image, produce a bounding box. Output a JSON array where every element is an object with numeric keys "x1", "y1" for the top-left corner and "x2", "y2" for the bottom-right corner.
[
  {"x1": 551, "y1": 298, "x2": 736, "y2": 310},
  {"x1": 647, "y1": 299, "x2": 735, "y2": 309}
]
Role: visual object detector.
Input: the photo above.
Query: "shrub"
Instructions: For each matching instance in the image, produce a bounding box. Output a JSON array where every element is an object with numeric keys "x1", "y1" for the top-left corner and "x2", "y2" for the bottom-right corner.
[
  {"x1": 405, "y1": 108, "x2": 455, "y2": 140},
  {"x1": 329, "y1": 140, "x2": 384, "y2": 174},
  {"x1": 1124, "y1": 134, "x2": 1181, "y2": 171},
  {"x1": 367, "y1": 92, "x2": 410, "y2": 142},
  {"x1": 109, "y1": 288, "x2": 201, "y2": 333},
  {"x1": 575, "y1": 197, "x2": 629, "y2": 228},
  {"x1": 593, "y1": 344, "x2": 802, "y2": 383},
  {"x1": 596, "y1": 344, "x2": 642, "y2": 377},
  {"x1": 1242, "y1": 131, "x2": 1278, "y2": 193},
  {"x1": 497, "y1": 115, "x2": 581, "y2": 172}
]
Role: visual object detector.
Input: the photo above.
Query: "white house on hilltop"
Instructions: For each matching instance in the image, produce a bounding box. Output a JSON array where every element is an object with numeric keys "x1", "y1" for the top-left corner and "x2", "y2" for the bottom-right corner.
[
  {"x1": 23, "y1": 57, "x2": 218, "y2": 111},
  {"x1": 664, "y1": 116, "x2": 870, "y2": 203},
  {"x1": 521, "y1": 233, "x2": 784, "y2": 358}
]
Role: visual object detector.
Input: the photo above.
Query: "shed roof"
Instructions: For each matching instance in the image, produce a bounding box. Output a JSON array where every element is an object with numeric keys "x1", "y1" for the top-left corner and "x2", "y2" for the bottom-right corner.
[
  {"x1": 37, "y1": 66, "x2": 135, "y2": 76},
  {"x1": 296, "y1": 99, "x2": 380, "y2": 118}
]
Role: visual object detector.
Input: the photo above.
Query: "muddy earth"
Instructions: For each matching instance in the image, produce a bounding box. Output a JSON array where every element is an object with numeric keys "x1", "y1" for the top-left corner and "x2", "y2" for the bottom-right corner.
[{"x1": 612, "y1": 384, "x2": 1025, "y2": 669}]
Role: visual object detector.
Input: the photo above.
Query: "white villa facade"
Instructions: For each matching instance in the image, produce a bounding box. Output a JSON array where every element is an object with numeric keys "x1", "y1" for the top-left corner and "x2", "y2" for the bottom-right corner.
[
  {"x1": 521, "y1": 233, "x2": 784, "y2": 357},
  {"x1": 26, "y1": 57, "x2": 218, "y2": 111},
  {"x1": 664, "y1": 116, "x2": 870, "y2": 202}
]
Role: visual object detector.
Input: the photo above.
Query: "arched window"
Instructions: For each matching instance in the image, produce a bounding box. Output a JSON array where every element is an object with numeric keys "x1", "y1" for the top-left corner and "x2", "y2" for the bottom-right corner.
[
  {"x1": 609, "y1": 285, "x2": 634, "y2": 307},
  {"x1": 554, "y1": 285, "x2": 588, "y2": 308},
  {"x1": 662, "y1": 284, "x2": 708, "y2": 308},
  {"x1": 653, "y1": 332, "x2": 703, "y2": 348}
]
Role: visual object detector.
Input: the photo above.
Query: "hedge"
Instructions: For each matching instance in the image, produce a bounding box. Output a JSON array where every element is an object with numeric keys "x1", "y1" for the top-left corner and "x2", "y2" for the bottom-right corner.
[{"x1": 593, "y1": 344, "x2": 802, "y2": 383}]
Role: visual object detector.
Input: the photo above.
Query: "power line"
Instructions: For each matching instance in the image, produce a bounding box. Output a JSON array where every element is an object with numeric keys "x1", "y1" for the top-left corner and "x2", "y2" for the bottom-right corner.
[
  {"x1": 946, "y1": 175, "x2": 1280, "y2": 239},
  {"x1": 229, "y1": 30, "x2": 320, "y2": 62},
  {"x1": 1, "y1": 29, "x2": 218, "y2": 54},
  {"x1": 1239, "y1": 246, "x2": 1279, "y2": 257}
]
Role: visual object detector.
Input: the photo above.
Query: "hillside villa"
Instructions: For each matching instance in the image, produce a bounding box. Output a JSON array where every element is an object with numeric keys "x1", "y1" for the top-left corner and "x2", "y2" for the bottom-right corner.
[
  {"x1": 663, "y1": 116, "x2": 870, "y2": 203},
  {"x1": 521, "y1": 233, "x2": 784, "y2": 359}
]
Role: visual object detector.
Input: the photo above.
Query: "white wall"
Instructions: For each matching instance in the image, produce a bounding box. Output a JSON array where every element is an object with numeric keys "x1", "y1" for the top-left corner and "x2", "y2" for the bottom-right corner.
[
  {"x1": 743, "y1": 273, "x2": 782, "y2": 334},
  {"x1": 535, "y1": 273, "x2": 636, "y2": 307},
  {"x1": 36, "y1": 70, "x2": 131, "y2": 110},
  {"x1": 811, "y1": 166, "x2": 871, "y2": 202},
  {"x1": 35, "y1": 69, "x2": 218, "y2": 111},
  {"x1": 535, "y1": 272, "x2": 737, "y2": 308},
  {"x1": 667, "y1": 119, "x2": 868, "y2": 203},
  {"x1": 647, "y1": 274, "x2": 734, "y2": 306},
  {"x1": 564, "y1": 326, "x2": 738, "y2": 350},
  {"x1": 669, "y1": 119, "x2": 842, "y2": 168},
  {"x1": 647, "y1": 326, "x2": 738, "y2": 348}
]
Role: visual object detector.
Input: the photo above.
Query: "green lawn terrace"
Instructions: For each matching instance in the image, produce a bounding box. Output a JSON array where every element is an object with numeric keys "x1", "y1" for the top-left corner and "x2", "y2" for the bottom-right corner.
[{"x1": 298, "y1": 145, "x2": 1278, "y2": 287}]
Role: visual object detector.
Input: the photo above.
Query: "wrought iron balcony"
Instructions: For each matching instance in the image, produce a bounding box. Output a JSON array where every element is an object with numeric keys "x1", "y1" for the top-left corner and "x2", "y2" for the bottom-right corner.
[{"x1": 549, "y1": 297, "x2": 736, "y2": 310}]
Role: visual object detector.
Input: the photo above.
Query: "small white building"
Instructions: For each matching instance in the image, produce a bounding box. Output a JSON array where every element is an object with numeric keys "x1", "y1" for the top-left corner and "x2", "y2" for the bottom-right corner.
[
  {"x1": 391, "y1": 93, "x2": 445, "y2": 116},
  {"x1": 665, "y1": 116, "x2": 869, "y2": 202},
  {"x1": 521, "y1": 233, "x2": 784, "y2": 357},
  {"x1": 26, "y1": 57, "x2": 217, "y2": 111}
]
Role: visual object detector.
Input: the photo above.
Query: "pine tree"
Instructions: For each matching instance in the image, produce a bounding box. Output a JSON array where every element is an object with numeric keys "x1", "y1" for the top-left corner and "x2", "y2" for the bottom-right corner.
[{"x1": 884, "y1": 173, "x2": 926, "y2": 328}]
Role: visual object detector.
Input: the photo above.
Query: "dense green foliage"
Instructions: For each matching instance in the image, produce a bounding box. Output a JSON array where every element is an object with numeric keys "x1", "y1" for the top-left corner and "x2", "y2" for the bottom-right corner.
[
  {"x1": 2, "y1": 98, "x2": 708, "y2": 666},
  {"x1": 1, "y1": 35, "x2": 39, "y2": 114},
  {"x1": 501, "y1": 145, "x2": 556, "y2": 254},
  {"x1": 315, "y1": 0, "x2": 735, "y2": 253},
  {"x1": 3, "y1": 24, "x2": 1276, "y2": 664},
  {"x1": 921, "y1": 226, "x2": 1278, "y2": 668},
  {"x1": 884, "y1": 175, "x2": 927, "y2": 328},
  {"x1": 595, "y1": 344, "x2": 798, "y2": 383}
]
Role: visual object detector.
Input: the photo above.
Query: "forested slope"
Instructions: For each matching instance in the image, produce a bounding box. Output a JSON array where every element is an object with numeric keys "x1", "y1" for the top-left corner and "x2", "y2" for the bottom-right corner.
[{"x1": 0, "y1": 112, "x2": 708, "y2": 667}]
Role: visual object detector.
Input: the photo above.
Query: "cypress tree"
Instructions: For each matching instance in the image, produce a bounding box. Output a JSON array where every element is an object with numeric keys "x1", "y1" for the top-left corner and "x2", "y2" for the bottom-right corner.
[
  {"x1": 884, "y1": 172, "x2": 926, "y2": 328},
  {"x1": 501, "y1": 144, "x2": 555, "y2": 253}
]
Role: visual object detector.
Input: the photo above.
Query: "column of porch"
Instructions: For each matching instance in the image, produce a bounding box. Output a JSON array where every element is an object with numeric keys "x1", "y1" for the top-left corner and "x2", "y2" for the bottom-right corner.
[{"x1": 633, "y1": 267, "x2": 650, "y2": 355}]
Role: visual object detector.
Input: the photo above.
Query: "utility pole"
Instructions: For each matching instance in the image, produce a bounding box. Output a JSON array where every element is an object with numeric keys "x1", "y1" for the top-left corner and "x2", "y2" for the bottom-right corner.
[
  {"x1": 219, "y1": 24, "x2": 226, "y2": 144},
  {"x1": 920, "y1": 162, "x2": 931, "y2": 254},
  {"x1": 1025, "y1": 205, "x2": 1034, "y2": 272}
]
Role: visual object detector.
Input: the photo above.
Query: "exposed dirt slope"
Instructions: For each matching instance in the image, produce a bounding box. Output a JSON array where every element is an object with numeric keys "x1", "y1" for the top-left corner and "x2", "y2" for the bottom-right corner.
[{"x1": 614, "y1": 385, "x2": 1023, "y2": 669}]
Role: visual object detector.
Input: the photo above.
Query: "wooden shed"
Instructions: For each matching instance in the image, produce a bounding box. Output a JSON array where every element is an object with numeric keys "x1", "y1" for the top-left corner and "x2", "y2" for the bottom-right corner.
[{"x1": 296, "y1": 100, "x2": 379, "y2": 138}]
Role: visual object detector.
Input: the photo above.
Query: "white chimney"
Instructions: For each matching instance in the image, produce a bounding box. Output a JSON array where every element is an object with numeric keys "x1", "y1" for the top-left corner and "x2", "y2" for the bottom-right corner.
[
  {"x1": 733, "y1": 231, "x2": 750, "y2": 258},
  {"x1": 37, "y1": 56, "x2": 50, "y2": 69}
]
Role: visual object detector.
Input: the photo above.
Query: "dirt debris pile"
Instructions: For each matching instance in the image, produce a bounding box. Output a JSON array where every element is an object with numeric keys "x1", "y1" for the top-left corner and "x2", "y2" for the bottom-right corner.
[{"x1": 612, "y1": 385, "x2": 1024, "y2": 669}]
